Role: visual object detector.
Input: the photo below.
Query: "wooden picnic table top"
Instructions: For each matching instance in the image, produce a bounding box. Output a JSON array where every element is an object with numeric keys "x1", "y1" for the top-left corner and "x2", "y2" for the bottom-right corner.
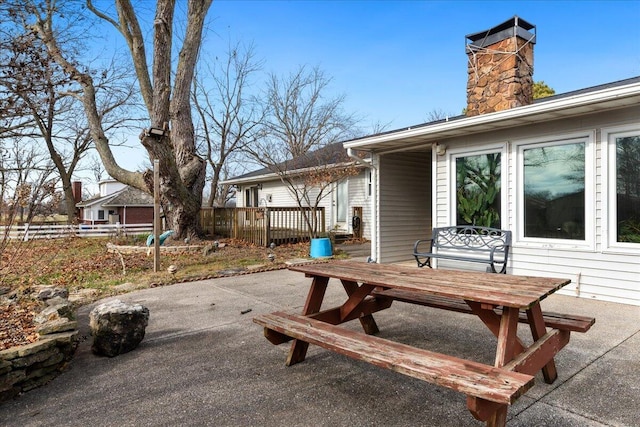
[{"x1": 288, "y1": 261, "x2": 571, "y2": 309}]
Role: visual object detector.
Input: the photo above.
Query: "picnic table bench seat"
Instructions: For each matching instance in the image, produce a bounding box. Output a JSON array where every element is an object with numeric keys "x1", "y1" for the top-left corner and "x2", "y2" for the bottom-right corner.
[
  {"x1": 254, "y1": 311, "x2": 535, "y2": 405},
  {"x1": 414, "y1": 226, "x2": 512, "y2": 273},
  {"x1": 372, "y1": 289, "x2": 595, "y2": 333}
]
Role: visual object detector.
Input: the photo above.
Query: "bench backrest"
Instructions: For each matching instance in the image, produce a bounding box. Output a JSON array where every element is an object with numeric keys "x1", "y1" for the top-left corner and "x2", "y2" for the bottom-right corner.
[{"x1": 432, "y1": 226, "x2": 511, "y2": 253}]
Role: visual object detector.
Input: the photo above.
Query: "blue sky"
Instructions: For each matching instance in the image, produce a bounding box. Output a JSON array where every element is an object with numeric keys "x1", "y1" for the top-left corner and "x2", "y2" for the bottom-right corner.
[
  {"x1": 94, "y1": 0, "x2": 639, "y2": 181},
  {"x1": 205, "y1": 0, "x2": 640, "y2": 130}
]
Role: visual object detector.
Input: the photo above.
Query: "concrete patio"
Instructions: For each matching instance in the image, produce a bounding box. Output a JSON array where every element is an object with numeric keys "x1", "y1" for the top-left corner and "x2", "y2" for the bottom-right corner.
[{"x1": 1, "y1": 264, "x2": 638, "y2": 426}]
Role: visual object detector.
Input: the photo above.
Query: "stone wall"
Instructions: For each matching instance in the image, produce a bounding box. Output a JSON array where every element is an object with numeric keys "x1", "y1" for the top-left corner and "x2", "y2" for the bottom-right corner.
[
  {"x1": 0, "y1": 330, "x2": 78, "y2": 402},
  {"x1": 106, "y1": 242, "x2": 202, "y2": 254}
]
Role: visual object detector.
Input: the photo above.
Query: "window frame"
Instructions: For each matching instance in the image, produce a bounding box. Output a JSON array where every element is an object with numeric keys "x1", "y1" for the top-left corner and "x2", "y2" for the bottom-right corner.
[
  {"x1": 513, "y1": 132, "x2": 595, "y2": 249},
  {"x1": 447, "y1": 144, "x2": 508, "y2": 228},
  {"x1": 602, "y1": 124, "x2": 640, "y2": 253}
]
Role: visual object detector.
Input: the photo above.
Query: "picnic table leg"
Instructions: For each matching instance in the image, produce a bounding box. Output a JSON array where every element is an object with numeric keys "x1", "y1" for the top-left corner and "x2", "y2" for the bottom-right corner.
[
  {"x1": 286, "y1": 275, "x2": 329, "y2": 366},
  {"x1": 526, "y1": 302, "x2": 558, "y2": 384},
  {"x1": 341, "y1": 280, "x2": 379, "y2": 335},
  {"x1": 465, "y1": 301, "x2": 526, "y2": 354},
  {"x1": 487, "y1": 306, "x2": 520, "y2": 427}
]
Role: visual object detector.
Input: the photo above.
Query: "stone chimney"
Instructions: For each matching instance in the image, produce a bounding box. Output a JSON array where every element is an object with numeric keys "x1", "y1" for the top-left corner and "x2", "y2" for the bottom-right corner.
[{"x1": 465, "y1": 16, "x2": 536, "y2": 116}]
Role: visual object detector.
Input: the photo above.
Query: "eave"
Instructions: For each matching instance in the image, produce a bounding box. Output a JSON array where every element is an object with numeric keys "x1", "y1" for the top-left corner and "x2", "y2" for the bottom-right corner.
[{"x1": 344, "y1": 79, "x2": 640, "y2": 153}]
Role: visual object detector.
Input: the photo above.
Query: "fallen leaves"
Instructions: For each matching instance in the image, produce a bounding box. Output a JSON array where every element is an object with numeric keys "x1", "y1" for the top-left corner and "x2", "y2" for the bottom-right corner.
[{"x1": 0, "y1": 236, "x2": 314, "y2": 351}]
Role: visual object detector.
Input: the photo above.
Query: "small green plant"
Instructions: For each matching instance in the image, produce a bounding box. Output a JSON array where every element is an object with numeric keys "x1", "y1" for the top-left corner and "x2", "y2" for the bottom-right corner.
[{"x1": 618, "y1": 218, "x2": 640, "y2": 243}]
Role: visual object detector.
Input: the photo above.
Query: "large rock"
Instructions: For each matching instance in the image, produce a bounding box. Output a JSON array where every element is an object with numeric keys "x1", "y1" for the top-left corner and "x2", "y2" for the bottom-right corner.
[{"x1": 89, "y1": 300, "x2": 149, "y2": 357}]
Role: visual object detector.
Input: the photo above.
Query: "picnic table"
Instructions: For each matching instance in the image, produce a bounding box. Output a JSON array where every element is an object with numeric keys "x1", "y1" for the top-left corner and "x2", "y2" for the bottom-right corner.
[{"x1": 254, "y1": 261, "x2": 595, "y2": 427}]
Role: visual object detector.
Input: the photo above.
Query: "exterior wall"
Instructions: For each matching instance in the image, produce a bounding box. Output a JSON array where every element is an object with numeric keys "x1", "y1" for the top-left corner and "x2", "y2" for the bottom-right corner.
[
  {"x1": 117, "y1": 207, "x2": 153, "y2": 224},
  {"x1": 377, "y1": 151, "x2": 431, "y2": 263},
  {"x1": 81, "y1": 205, "x2": 151, "y2": 225},
  {"x1": 346, "y1": 170, "x2": 371, "y2": 239},
  {"x1": 429, "y1": 106, "x2": 640, "y2": 305},
  {"x1": 99, "y1": 180, "x2": 126, "y2": 197},
  {"x1": 82, "y1": 205, "x2": 115, "y2": 224},
  {"x1": 236, "y1": 171, "x2": 372, "y2": 239}
]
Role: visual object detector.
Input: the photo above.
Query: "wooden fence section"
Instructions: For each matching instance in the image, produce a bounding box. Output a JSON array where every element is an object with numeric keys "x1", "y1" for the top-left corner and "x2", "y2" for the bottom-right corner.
[
  {"x1": 1, "y1": 223, "x2": 153, "y2": 241},
  {"x1": 200, "y1": 207, "x2": 325, "y2": 246}
]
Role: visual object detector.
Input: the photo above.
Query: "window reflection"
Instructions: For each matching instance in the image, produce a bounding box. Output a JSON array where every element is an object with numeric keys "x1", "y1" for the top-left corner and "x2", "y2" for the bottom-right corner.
[
  {"x1": 616, "y1": 135, "x2": 640, "y2": 243},
  {"x1": 524, "y1": 143, "x2": 585, "y2": 239},
  {"x1": 456, "y1": 153, "x2": 501, "y2": 228}
]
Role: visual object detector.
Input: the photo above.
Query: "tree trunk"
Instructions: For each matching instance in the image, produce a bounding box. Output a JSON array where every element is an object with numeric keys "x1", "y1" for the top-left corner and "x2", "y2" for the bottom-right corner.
[{"x1": 30, "y1": 0, "x2": 212, "y2": 239}]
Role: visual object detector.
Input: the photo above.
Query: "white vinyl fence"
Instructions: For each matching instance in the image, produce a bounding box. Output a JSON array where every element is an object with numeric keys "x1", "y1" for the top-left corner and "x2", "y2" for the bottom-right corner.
[{"x1": 1, "y1": 223, "x2": 153, "y2": 241}]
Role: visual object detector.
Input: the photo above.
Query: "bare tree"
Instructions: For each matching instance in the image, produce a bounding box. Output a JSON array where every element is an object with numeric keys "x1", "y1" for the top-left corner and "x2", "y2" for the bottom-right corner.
[
  {"x1": 0, "y1": 138, "x2": 57, "y2": 225},
  {"x1": 16, "y1": 0, "x2": 212, "y2": 238},
  {"x1": 1, "y1": 23, "x2": 138, "y2": 223},
  {"x1": 192, "y1": 41, "x2": 264, "y2": 207},
  {"x1": 250, "y1": 65, "x2": 360, "y2": 239},
  {"x1": 254, "y1": 65, "x2": 357, "y2": 161},
  {"x1": 426, "y1": 108, "x2": 456, "y2": 122}
]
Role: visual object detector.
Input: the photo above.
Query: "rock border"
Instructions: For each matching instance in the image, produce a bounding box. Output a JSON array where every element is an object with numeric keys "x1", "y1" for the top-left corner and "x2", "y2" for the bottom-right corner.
[{"x1": 0, "y1": 330, "x2": 78, "y2": 402}]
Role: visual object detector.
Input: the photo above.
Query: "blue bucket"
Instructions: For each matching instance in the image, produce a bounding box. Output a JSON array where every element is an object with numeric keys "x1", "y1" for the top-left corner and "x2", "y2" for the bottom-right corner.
[{"x1": 310, "y1": 238, "x2": 332, "y2": 258}]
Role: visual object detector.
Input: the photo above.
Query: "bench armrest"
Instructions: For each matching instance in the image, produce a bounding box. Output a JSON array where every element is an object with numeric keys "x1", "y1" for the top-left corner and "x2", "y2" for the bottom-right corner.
[
  {"x1": 413, "y1": 239, "x2": 434, "y2": 268},
  {"x1": 413, "y1": 238, "x2": 433, "y2": 254}
]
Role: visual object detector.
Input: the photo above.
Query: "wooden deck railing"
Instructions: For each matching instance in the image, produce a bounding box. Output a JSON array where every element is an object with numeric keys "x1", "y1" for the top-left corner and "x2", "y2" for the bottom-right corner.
[{"x1": 200, "y1": 207, "x2": 325, "y2": 246}]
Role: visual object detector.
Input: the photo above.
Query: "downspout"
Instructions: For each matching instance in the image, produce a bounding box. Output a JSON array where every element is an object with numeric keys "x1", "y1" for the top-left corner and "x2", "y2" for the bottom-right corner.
[{"x1": 347, "y1": 147, "x2": 378, "y2": 263}]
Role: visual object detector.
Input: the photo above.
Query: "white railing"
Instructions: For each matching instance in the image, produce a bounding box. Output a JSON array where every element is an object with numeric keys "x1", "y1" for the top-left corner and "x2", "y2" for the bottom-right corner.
[{"x1": 1, "y1": 223, "x2": 154, "y2": 241}]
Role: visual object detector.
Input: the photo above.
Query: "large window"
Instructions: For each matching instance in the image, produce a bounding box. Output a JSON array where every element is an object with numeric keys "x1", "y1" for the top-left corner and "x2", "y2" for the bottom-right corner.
[
  {"x1": 455, "y1": 152, "x2": 501, "y2": 228},
  {"x1": 522, "y1": 141, "x2": 585, "y2": 240},
  {"x1": 608, "y1": 129, "x2": 640, "y2": 245}
]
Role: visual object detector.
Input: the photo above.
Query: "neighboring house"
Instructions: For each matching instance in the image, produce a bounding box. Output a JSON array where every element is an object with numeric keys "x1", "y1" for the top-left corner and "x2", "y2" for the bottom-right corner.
[
  {"x1": 343, "y1": 16, "x2": 640, "y2": 306},
  {"x1": 223, "y1": 142, "x2": 373, "y2": 239},
  {"x1": 76, "y1": 179, "x2": 154, "y2": 225}
]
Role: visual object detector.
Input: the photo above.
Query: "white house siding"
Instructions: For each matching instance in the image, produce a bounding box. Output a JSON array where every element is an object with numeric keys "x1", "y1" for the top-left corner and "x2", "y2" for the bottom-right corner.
[
  {"x1": 431, "y1": 107, "x2": 640, "y2": 305},
  {"x1": 346, "y1": 170, "x2": 371, "y2": 239},
  {"x1": 377, "y1": 151, "x2": 431, "y2": 263}
]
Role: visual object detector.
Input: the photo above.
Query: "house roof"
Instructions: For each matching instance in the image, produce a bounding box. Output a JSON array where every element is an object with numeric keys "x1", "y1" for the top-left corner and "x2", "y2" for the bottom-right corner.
[
  {"x1": 76, "y1": 186, "x2": 153, "y2": 208},
  {"x1": 344, "y1": 76, "x2": 640, "y2": 153},
  {"x1": 223, "y1": 142, "x2": 358, "y2": 185}
]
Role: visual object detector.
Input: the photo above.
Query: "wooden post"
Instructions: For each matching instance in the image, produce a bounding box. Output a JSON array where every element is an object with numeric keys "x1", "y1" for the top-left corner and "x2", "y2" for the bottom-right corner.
[{"x1": 153, "y1": 159, "x2": 160, "y2": 272}]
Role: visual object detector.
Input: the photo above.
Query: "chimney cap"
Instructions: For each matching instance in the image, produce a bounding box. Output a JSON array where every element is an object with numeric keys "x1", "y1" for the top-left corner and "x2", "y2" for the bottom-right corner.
[{"x1": 466, "y1": 15, "x2": 536, "y2": 49}]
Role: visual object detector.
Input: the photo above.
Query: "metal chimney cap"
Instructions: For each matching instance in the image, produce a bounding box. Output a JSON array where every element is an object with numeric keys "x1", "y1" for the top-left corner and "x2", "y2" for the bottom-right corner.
[{"x1": 466, "y1": 15, "x2": 536, "y2": 49}]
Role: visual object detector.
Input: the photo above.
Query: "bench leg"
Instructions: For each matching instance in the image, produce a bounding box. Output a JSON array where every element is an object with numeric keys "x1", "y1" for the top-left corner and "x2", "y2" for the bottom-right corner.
[
  {"x1": 287, "y1": 276, "x2": 329, "y2": 366},
  {"x1": 526, "y1": 303, "x2": 558, "y2": 384}
]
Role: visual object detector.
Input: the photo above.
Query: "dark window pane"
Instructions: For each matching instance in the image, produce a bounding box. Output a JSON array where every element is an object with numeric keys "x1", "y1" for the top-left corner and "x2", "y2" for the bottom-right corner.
[
  {"x1": 616, "y1": 135, "x2": 640, "y2": 243},
  {"x1": 252, "y1": 187, "x2": 259, "y2": 207},
  {"x1": 524, "y1": 143, "x2": 585, "y2": 239},
  {"x1": 455, "y1": 153, "x2": 501, "y2": 228}
]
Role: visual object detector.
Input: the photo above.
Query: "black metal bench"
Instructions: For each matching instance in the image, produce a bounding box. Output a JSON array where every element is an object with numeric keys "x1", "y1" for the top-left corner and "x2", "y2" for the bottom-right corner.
[{"x1": 413, "y1": 226, "x2": 511, "y2": 273}]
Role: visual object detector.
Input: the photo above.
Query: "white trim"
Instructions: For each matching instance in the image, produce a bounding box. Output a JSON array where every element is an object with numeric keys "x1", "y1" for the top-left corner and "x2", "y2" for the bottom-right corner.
[
  {"x1": 602, "y1": 124, "x2": 640, "y2": 254},
  {"x1": 371, "y1": 154, "x2": 380, "y2": 262},
  {"x1": 344, "y1": 80, "x2": 640, "y2": 150},
  {"x1": 512, "y1": 131, "x2": 596, "y2": 250}
]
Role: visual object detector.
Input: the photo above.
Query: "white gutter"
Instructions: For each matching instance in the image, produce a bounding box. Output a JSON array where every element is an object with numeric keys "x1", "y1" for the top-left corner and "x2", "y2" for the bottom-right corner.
[
  {"x1": 344, "y1": 80, "x2": 640, "y2": 149},
  {"x1": 222, "y1": 161, "x2": 362, "y2": 186}
]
